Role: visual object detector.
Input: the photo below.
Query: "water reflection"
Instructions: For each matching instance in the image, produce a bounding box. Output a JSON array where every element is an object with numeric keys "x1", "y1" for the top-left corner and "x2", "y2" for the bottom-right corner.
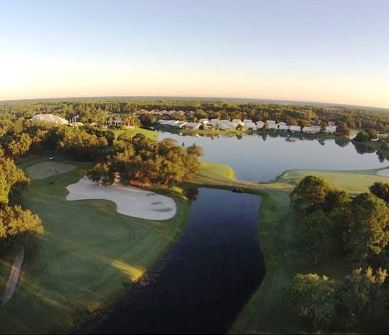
[{"x1": 159, "y1": 132, "x2": 388, "y2": 182}]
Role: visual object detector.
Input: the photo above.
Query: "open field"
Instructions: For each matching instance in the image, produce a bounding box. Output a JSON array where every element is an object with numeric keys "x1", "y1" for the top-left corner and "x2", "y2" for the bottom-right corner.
[{"x1": 0, "y1": 157, "x2": 189, "y2": 333}]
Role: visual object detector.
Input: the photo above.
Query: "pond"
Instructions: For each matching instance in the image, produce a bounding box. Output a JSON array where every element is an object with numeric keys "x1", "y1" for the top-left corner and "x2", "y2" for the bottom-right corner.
[
  {"x1": 95, "y1": 188, "x2": 263, "y2": 334},
  {"x1": 158, "y1": 132, "x2": 388, "y2": 182}
]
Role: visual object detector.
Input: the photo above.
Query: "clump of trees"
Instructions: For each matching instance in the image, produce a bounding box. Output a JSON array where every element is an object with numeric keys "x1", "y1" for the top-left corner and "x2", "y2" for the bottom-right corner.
[
  {"x1": 288, "y1": 267, "x2": 387, "y2": 331},
  {"x1": 354, "y1": 128, "x2": 378, "y2": 142},
  {"x1": 288, "y1": 176, "x2": 389, "y2": 332},
  {"x1": 291, "y1": 176, "x2": 389, "y2": 264},
  {"x1": 87, "y1": 133, "x2": 203, "y2": 186},
  {"x1": 0, "y1": 158, "x2": 43, "y2": 250}
]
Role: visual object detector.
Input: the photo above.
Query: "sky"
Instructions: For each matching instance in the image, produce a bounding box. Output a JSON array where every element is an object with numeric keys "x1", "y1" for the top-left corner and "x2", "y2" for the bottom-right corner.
[{"x1": 1, "y1": 0, "x2": 389, "y2": 108}]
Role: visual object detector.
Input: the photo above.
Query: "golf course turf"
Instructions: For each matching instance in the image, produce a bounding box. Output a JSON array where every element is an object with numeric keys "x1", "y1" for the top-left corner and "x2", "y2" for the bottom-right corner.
[
  {"x1": 0, "y1": 157, "x2": 189, "y2": 333},
  {"x1": 1, "y1": 154, "x2": 389, "y2": 334}
]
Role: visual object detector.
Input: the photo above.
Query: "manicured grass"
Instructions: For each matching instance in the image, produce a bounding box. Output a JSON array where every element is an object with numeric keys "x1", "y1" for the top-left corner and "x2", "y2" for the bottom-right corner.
[
  {"x1": 229, "y1": 191, "x2": 303, "y2": 334},
  {"x1": 26, "y1": 161, "x2": 76, "y2": 180},
  {"x1": 113, "y1": 127, "x2": 158, "y2": 140},
  {"x1": 277, "y1": 168, "x2": 389, "y2": 194},
  {"x1": 0, "y1": 157, "x2": 189, "y2": 334}
]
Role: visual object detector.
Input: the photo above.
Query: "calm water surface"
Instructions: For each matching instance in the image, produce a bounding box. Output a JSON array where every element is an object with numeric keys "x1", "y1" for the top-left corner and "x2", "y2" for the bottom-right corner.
[
  {"x1": 159, "y1": 132, "x2": 388, "y2": 181},
  {"x1": 95, "y1": 189, "x2": 263, "y2": 334}
]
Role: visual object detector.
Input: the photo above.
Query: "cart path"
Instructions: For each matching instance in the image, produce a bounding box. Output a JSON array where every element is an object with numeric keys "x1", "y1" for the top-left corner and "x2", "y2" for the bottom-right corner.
[{"x1": 0, "y1": 246, "x2": 24, "y2": 308}]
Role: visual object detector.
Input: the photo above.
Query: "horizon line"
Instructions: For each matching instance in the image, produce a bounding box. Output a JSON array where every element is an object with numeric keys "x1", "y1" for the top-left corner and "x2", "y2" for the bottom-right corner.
[{"x1": 1, "y1": 94, "x2": 389, "y2": 111}]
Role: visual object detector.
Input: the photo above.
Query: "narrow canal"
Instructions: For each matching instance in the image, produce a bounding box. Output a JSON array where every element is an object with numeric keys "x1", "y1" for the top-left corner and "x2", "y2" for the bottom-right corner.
[{"x1": 95, "y1": 188, "x2": 264, "y2": 334}]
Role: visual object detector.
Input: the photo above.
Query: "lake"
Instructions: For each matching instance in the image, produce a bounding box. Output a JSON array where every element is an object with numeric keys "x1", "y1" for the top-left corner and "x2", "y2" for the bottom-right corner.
[
  {"x1": 158, "y1": 132, "x2": 388, "y2": 182},
  {"x1": 95, "y1": 188, "x2": 263, "y2": 334}
]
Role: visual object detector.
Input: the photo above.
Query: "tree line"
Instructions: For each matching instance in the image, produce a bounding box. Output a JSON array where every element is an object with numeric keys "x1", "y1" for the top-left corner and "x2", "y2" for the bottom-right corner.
[
  {"x1": 1, "y1": 98, "x2": 389, "y2": 131},
  {"x1": 87, "y1": 133, "x2": 203, "y2": 186},
  {"x1": 287, "y1": 176, "x2": 389, "y2": 332}
]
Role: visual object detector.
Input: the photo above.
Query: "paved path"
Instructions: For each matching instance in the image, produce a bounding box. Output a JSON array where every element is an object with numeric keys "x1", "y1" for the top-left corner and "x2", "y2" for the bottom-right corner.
[{"x1": 0, "y1": 246, "x2": 24, "y2": 308}]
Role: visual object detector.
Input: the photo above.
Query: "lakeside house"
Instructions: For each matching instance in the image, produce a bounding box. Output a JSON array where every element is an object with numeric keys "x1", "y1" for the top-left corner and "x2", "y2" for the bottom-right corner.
[
  {"x1": 218, "y1": 120, "x2": 236, "y2": 130},
  {"x1": 31, "y1": 113, "x2": 69, "y2": 125},
  {"x1": 266, "y1": 120, "x2": 278, "y2": 130},
  {"x1": 183, "y1": 122, "x2": 201, "y2": 130},
  {"x1": 256, "y1": 121, "x2": 265, "y2": 129},
  {"x1": 325, "y1": 125, "x2": 337, "y2": 133},
  {"x1": 278, "y1": 122, "x2": 289, "y2": 131},
  {"x1": 289, "y1": 125, "x2": 301, "y2": 132},
  {"x1": 243, "y1": 119, "x2": 257, "y2": 130},
  {"x1": 302, "y1": 126, "x2": 321, "y2": 134},
  {"x1": 199, "y1": 118, "x2": 209, "y2": 124},
  {"x1": 158, "y1": 120, "x2": 187, "y2": 128}
]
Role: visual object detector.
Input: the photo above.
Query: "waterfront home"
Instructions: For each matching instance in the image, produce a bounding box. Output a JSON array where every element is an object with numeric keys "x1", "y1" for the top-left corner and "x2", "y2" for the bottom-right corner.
[
  {"x1": 278, "y1": 122, "x2": 289, "y2": 131},
  {"x1": 302, "y1": 126, "x2": 321, "y2": 134},
  {"x1": 183, "y1": 122, "x2": 201, "y2": 130},
  {"x1": 218, "y1": 120, "x2": 236, "y2": 130},
  {"x1": 199, "y1": 118, "x2": 209, "y2": 124},
  {"x1": 325, "y1": 125, "x2": 337, "y2": 133},
  {"x1": 289, "y1": 125, "x2": 302, "y2": 132},
  {"x1": 158, "y1": 120, "x2": 187, "y2": 128},
  {"x1": 243, "y1": 120, "x2": 257, "y2": 130},
  {"x1": 266, "y1": 120, "x2": 278, "y2": 130},
  {"x1": 231, "y1": 119, "x2": 244, "y2": 128},
  {"x1": 256, "y1": 121, "x2": 265, "y2": 129}
]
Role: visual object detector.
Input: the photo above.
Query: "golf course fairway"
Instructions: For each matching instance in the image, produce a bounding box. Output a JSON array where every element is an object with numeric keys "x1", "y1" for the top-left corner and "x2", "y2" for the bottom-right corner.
[{"x1": 0, "y1": 157, "x2": 189, "y2": 334}]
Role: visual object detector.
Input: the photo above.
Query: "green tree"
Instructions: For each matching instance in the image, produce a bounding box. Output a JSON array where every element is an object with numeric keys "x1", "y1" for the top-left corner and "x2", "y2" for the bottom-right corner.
[
  {"x1": 369, "y1": 182, "x2": 389, "y2": 203},
  {"x1": 291, "y1": 176, "x2": 330, "y2": 214},
  {"x1": 346, "y1": 193, "x2": 389, "y2": 260},
  {"x1": 288, "y1": 273, "x2": 337, "y2": 329}
]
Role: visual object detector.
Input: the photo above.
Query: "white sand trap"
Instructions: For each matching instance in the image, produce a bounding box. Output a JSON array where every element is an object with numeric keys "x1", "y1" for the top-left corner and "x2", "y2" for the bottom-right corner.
[
  {"x1": 26, "y1": 161, "x2": 76, "y2": 180},
  {"x1": 377, "y1": 169, "x2": 389, "y2": 177},
  {"x1": 66, "y1": 177, "x2": 176, "y2": 220}
]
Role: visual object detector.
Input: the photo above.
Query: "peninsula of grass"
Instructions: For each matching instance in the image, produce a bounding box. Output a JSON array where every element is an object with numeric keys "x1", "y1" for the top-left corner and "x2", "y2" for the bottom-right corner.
[
  {"x1": 0, "y1": 156, "x2": 189, "y2": 334},
  {"x1": 113, "y1": 127, "x2": 158, "y2": 140}
]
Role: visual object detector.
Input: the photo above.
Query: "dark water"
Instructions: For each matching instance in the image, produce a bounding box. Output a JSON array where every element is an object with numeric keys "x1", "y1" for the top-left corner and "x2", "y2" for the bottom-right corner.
[
  {"x1": 95, "y1": 188, "x2": 263, "y2": 334},
  {"x1": 158, "y1": 132, "x2": 388, "y2": 182}
]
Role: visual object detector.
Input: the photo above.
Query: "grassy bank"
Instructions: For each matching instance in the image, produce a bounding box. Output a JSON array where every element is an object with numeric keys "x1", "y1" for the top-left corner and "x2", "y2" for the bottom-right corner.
[
  {"x1": 0, "y1": 157, "x2": 189, "y2": 333},
  {"x1": 277, "y1": 167, "x2": 389, "y2": 194},
  {"x1": 113, "y1": 127, "x2": 158, "y2": 140}
]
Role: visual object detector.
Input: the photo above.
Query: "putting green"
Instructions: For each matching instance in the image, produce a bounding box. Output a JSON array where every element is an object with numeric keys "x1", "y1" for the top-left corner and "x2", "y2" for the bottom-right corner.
[
  {"x1": 0, "y1": 158, "x2": 189, "y2": 333},
  {"x1": 26, "y1": 161, "x2": 76, "y2": 180}
]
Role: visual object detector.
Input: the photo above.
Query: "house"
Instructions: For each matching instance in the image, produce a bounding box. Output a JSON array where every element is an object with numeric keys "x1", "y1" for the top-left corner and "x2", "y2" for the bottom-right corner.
[
  {"x1": 242, "y1": 120, "x2": 257, "y2": 130},
  {"x1": 256, "y1": 121, "x2": 265, "y2": 129},
  {"x1": 231, "y1": 119, "x2": 244, "y2": 127},
  {"x1": 325, "y1": 125, "x2": 337, "y2": 133},
  {"x1": 266, "y1": 120, "x2": 278, "y2": 130},
  {"x1": 302, "y1": 126, "x2": 321, "y2": 134},
  {"x1": 183, "y1": 122, "x2": 201, "y2": 130},
  {"x1": 218, "y1": 120, "x2": 236, "y2": 130},
  {"x1": 278, "y1": 122, "x2": 289, "y2": 131},
  {"x1": 289, "y1": 125, "x2": 301, "y2": 132},
  {"x1": 31, "y1": 113, "x2": 68, "y2": 125},
  {"x1": 199, "y1": 118, "x2": 209, "y2": 124},
  {"x1": 158, "y1": 120, "x2": 187, "y2": 128}
]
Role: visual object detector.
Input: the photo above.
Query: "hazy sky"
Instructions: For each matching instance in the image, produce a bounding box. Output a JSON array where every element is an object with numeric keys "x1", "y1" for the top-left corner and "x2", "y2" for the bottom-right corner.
[{"x1": 1, "y1": 0, "x2": 389, "y2": 107}]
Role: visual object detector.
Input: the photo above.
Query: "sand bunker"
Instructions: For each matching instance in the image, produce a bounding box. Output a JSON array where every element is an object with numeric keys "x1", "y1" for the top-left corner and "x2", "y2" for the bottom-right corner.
[
  {"x1": 26, "y1": 161, "x2": 76, "y2": 180},
  {"x1": 66, "y1": 177, "x2": 176, "y2": 220},
  {"x1": 377, "y1": 169, "x2": 389, "y2": 177}
]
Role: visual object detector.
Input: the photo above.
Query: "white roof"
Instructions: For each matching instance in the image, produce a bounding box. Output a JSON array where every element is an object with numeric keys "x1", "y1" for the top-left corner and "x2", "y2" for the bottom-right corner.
[{"x1": 31, "y1": 113, "x2": 68, "y2": 125}]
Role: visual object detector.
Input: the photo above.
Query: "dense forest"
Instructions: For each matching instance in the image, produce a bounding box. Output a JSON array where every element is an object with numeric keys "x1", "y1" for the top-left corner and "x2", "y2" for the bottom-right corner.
[{"x1": 1, "y1": 98, "x2": 389, "y2": 132}]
